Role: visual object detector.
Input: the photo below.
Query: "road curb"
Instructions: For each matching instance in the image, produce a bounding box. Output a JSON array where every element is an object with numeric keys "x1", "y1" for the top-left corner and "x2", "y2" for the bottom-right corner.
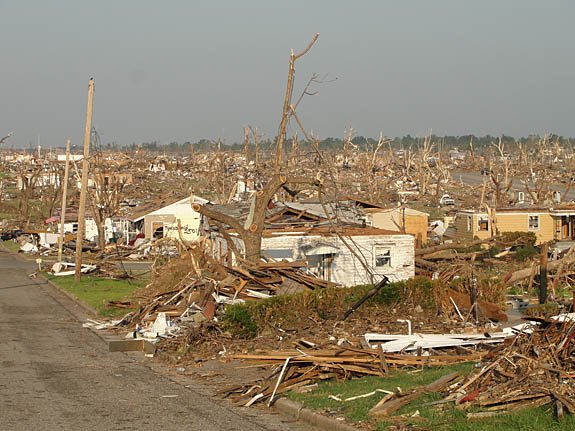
[
  {"x1": 41, "y1": 274, "x2": 100, "y2": 317},
  {"x1": 0, "y1": 243, "x2": 99, "y2": 317},
  {"x1": 3, "y1": 243, "x2": 359, "y2": 430},
  {"x1": 272, "y1": 397, "x2": 360, "y2": 431}
]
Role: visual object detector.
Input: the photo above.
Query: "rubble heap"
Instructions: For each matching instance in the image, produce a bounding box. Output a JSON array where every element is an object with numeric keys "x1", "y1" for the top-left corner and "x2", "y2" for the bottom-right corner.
[
  {"x1": 224, "y1": 345, "x2": 486, "y2": 407},
  {"x1": 447, "y1": 315, "x2": 575, "y2": 417}
]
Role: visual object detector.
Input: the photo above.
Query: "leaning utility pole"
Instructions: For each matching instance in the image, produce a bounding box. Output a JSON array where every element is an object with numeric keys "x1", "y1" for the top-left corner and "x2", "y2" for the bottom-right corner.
[
  {"x1": 57, "y1": 139, "x2": 71, "y2": 262},
  {"x1": 75, "y1": 79, "x2": 95, "y2": 281}
]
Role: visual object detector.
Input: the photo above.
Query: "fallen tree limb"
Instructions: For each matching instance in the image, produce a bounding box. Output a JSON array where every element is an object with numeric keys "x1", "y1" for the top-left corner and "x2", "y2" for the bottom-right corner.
[
  {"x1": 342, "y1": 276, "x2": 389, "y2": 320},
  {"x1": 416, "y1": 237, "x2": 497, "y2": 257},
  {"x1": 503, "y1": 248, "x2": 575, "y2": 286},
  {"x1": 415, "y1": 257, "x2": 437, "y2": 270}
]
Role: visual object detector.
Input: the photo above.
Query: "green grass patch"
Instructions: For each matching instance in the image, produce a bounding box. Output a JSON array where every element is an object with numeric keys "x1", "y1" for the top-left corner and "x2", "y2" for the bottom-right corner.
[
  {"x1": 1, "y1": 240, "x2": 21, "y2": 253},
  {"x1": 46, "y1": 274, "x2": 148, "y2": 318},
  {"x1": 287, "y1": 363, "x2": 575, "y2": 430},
  {"x1": 287, "y1": 363, "x2": 473, "y2": 424}
]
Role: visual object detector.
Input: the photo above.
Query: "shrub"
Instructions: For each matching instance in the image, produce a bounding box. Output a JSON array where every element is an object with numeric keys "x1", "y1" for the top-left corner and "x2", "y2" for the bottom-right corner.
[
  {"x1": 502, "y1": 231, "x2": 537, "y2": 247},
  {"x1": 515, "y1": 244, "x2": 539, "y2": 261},
  {"x1": 220, "y1": 277, "x2": 443, "y2": 339},
  {"x1": 221, "y1": 304, "x2": 257, "y2": 338}
]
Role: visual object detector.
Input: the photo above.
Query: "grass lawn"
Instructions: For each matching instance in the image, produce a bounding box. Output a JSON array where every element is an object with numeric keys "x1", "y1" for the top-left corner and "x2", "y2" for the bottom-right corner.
[
  {"x1": 46, "y1": 274, "x2": 148, "y2": 318},
  {"x1": 287, "y1": 363, "x2": 575, "y2": 430},
  {"x1": 1, "y1": 240, "x2": 21, "y2": 253}
]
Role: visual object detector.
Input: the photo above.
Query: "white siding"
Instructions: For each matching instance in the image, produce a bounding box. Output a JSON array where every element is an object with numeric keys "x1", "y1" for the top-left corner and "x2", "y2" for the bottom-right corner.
[
  {"x1": 212, "y1": 232, "x2": 415, "y2": 287},
  {"x1": 144, "y1": 196, "x2": 208, "y2": 241}
]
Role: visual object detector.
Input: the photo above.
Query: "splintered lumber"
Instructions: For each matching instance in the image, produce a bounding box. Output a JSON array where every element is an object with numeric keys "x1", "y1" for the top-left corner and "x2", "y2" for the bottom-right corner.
[
  {"x1": 231, "y1": 348, "x2": 485, "y2": 367},
  {"x1": 370, "y1": 371, "x2": 461, "y2": 417},
  {"x1": 226, "y1": 346, "x2": 481, "y2": 407},
  {"x1": 446, "y1": 317, "x2": 575, "y2": 418}
]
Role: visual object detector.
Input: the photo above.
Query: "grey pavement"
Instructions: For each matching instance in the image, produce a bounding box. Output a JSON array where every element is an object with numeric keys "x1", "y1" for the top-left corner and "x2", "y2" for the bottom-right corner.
[
  {"x1": 453, "y1": 170, "x2": 575, "y2": 202},
  {"x1": 0, "y1": 248, "x2": 306, "y2": 431}
]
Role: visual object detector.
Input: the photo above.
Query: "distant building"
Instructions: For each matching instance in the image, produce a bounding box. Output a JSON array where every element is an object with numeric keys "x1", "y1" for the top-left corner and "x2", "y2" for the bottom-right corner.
[{"x1": 452, "y1": 206, "x2": 575, "y2": 244}]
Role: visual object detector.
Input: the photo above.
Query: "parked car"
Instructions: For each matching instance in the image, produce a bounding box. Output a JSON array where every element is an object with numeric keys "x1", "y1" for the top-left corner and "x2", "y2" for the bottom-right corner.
[
  {"x1": 480, "y1": 167, "x2": 491, "y2": 176},
  {"x1": 439, "y1": 194, "x2": 455, "y2": 206}
]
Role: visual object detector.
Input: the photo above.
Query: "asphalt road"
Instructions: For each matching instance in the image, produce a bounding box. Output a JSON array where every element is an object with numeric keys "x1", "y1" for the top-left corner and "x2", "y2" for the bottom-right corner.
[
  {"x1": 0, "y1": 249, "x2": 306, "y2": 431},
  {"x1": 453, "y1": 171, "x2": 575, "y2": 203}
]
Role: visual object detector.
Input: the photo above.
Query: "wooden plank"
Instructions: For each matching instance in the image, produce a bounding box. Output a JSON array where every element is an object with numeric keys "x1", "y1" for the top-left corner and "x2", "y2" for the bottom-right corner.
[{"x1": 370, "y1": 372, "x2": 460, "y2": 417}]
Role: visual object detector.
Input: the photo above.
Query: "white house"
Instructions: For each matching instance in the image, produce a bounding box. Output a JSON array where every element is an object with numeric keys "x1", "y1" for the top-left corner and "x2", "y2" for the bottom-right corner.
[
  {"x1": 60, "y1": 217, "x2": 115, "y2": 244},
  {"x1": 211, "y1": 226, "x2": 415, "y2": 287},
  {"x1": 131, "y1": 195, "x2": 210, "y2": 242}
]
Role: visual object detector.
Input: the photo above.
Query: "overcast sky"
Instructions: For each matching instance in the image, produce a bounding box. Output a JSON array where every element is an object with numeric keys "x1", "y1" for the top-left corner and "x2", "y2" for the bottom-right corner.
[{"x1": 1, "y1": 1, "x2": 574, "y2": 148}]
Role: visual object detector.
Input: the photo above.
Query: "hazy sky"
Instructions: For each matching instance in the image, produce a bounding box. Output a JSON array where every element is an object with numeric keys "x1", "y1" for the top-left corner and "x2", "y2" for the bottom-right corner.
[{"x1": 1, "y1": 1, "x2": 574, "y2": 148}]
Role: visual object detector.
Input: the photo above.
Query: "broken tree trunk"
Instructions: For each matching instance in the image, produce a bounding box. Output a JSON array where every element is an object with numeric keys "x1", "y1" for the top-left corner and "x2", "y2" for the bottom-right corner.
[
  {"x1": 274, "y1": 33, "x2": 319, "y2": 171},
  {"x1": 342, "y1": 276, "x2": 389, "y2": 320},
  {"x1": 193, "y1": 175, "x2": 287, "y2": 263},
  {"x1": 504, "y1": 249, "x2": 575, "y2": 286},
  {"x1": 416, "y1": 237, "x2": 497, "y2": 257}
]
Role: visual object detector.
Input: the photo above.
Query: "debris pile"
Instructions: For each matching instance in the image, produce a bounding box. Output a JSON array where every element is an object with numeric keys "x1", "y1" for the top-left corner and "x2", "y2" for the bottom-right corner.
[
  {"x1": 446, "y1": 315, "x2": 575, "y2": 418},
  {"x1": 122, "y1": 247, "x2": 333, "y2": 339},
  {"x1": 223, "y1": 345, "x2": 484, "y2": 407}
]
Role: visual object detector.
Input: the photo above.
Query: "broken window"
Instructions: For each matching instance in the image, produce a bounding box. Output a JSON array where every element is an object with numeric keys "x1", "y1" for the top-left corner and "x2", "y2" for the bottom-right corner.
[
  {"x1": 152, "y1": 222, "x2": 164, "y2": 239},
  {"x1": 374, "y1": 246, "x2": 391, "y2": 268},
  {"x1": 528, "y1": 215, "x2": 540, "y2": 231},
  {"x1": 478, "y1": 217, "x2": 489, "y2": 231},
  {"x1": 553, "y1": 191, "x2": 561, "y2": 203},
  {"x1": 467, "y1": 216, "x2": 472, "y2": 232},
  {"x1": 517, "y1": 191, "x2": 525, "y2": 203}
]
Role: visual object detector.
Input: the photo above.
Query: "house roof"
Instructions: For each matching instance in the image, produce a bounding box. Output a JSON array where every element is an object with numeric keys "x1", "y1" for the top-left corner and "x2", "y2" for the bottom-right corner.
[
  {"x1": 364, "y1": 207, "x2": 429, "y2": 217},
  {"x1": 262, "y1": 225, "x2": 405, "y2": 238},
  {"x1": 128, "y1": 195, "x2": 209, "y2": 222},
  {"x1": 344, "y1": 196, "x2": 385, "y2": 209},
  {"x1": 205, "y1": 200, "x2": 367, "y2": 229}
]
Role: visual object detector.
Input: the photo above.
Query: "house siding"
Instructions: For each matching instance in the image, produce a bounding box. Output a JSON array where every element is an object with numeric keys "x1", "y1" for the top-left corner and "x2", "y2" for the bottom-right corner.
[
  {"x1": 263, "y1": 234, "x2": 414, "y2": 286},
  {"x1": 453, "y1": 213, "x2": 475, "y2": 242},
  {"x1": 209, "y1": 232, "x2": 415, "y2": 287},
  {"x1": 369, "y1": 210, "x2": 428, "y2": 246},
  {"x1": 495, "y1": 212, "x2": 554, "y2": 244},
  {"x1": 454, "y1": 210, "x2": 554, "y2": 244},
  {"x1": 142, "y1": 197, "x2": 205, "y2": 241}
]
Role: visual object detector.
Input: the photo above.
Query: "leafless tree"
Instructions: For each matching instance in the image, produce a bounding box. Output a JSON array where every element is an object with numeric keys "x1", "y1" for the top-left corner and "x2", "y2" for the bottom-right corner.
[{"x1": 275, "y1": 33, "x2": 320, "y2": 170}]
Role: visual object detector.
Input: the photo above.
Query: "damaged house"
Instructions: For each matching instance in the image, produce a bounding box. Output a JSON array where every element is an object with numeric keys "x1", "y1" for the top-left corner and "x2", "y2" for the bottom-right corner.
[
  {"x1": 346, "y1": 197, "x2": 429, "y2": 247},
  {"x1": 204, "y1": 200, "x2": 415, "y2": 287},
  {"x1": 452, "y1": 206, "x2": 575, "y2": 244},
  {"x1": 129, "y1": 195, "x2": 209, "y2": 242}
]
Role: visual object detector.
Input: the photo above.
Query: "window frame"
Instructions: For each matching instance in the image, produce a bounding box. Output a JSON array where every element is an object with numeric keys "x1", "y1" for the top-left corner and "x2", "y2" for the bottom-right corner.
[
  {"x1": 528, "y1": 214, "x2": 540, "y2": 231},
  {"x1": 477, "y1": 216, "x2": 489, "y2": 232},
  {"x1": 374, "y1": 245, "x2": 392, "y2": 268}
]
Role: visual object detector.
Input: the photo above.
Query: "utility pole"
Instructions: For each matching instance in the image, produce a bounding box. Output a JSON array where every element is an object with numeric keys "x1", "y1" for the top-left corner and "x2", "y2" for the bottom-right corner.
[
  {"x1": 539, "y1": 242, "x2": 549, "y2": 304},
  {"x1": 57, "y1": 139, "x2": 71, "y2": 262},
  {"x1": 75, "y1": 78, "x2": 95, "y2": 281}
]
